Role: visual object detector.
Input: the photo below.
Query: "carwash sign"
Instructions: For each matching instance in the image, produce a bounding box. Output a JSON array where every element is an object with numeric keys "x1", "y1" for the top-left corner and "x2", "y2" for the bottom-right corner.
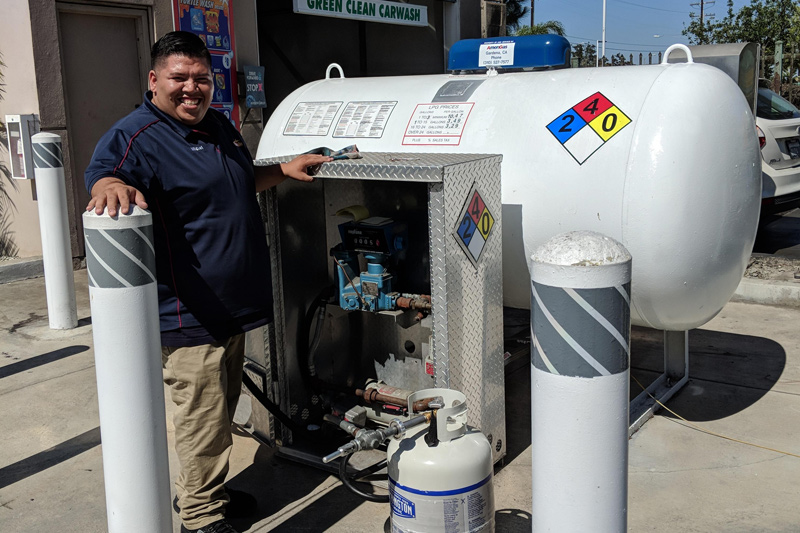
[{"x1": 293, "y1": 0, "x2": 428, "y2": 27}]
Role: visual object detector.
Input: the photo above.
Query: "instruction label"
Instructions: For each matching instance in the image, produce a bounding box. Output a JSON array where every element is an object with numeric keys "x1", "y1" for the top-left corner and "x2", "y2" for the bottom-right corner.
[
  {"x1": 283, "y1": 101, "x2": 342, "y2": 136},
  {"x1": 546, "y1": 92, "x2": 631, "y2": 164},
  {"x1": 479, "y1": 41, "x2": 515, "y2": 67},
  {"x1": 454, "y1": 186, "x2": 495, "y2": 266},
  {"x1": 333, "y1": 101, "x2": 397, "y2": 138},
  {"x1": 403, "y1": 103, "x2": 474, "y2": 146}
]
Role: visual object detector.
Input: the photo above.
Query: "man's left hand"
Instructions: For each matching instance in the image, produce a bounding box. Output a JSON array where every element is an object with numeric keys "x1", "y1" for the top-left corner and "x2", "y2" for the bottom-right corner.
[
  {"x1": 280, "y1": 153, "x2": 333, "y2": 182},
  {"x1": 255, "y1": 154, "x2": 333, "y2": 192}
]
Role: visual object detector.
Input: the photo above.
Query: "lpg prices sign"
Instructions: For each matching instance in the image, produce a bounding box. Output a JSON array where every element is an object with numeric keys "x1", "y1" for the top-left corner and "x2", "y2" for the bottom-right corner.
[{"x1": 293, "y1": 0, "x2": 428, "y2": 27}]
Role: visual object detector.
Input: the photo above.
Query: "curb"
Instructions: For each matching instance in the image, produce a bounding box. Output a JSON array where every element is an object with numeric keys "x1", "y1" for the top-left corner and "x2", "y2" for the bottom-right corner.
[
  {"x1": 0, "y1": 258, "x2": 44, "y2": 285},
  {"x1": 732, "y1": 277, "x2": 800, "y2": 308}
]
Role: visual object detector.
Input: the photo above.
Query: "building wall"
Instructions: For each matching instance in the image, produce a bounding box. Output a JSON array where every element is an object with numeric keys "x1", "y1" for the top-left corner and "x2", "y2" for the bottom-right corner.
[
  {"x1": 256, "y1": 0, "x2": 459, "y2": 126},
  {"x1": 0, "y1": 2, "x2": 42, "y2": 258},
  {"x1": 0, "y1": 0, "x2": 477, "y2": 260}
]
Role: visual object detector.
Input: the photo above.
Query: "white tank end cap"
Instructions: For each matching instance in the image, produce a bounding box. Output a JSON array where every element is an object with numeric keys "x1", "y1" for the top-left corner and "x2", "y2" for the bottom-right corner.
[{"x1": 531, "y1": 231, "x2": 631, "y2": 267}]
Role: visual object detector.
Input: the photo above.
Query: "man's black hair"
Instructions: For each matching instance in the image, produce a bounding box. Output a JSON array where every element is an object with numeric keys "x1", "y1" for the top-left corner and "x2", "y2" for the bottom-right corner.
[{"x1": 151, "y1": 31, "x2": 212, "y2": 70}]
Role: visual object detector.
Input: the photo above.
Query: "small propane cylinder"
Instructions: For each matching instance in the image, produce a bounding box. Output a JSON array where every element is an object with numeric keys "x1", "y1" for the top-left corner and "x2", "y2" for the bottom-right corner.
[{"x1": 388, "y1": 388, "x2": 494, "y2": 533}]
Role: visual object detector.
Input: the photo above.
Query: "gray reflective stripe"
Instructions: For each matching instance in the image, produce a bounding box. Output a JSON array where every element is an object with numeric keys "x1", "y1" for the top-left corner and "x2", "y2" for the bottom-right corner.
[
  {"x1": 531, "y1": 281, "x2": 630, "y2": 377},
  {"x1": 33, "y1": 142, "x2": 63, "y2": 169},
  {"x1": 85, "y1": 227, "x2": 156, "y2": 288}
]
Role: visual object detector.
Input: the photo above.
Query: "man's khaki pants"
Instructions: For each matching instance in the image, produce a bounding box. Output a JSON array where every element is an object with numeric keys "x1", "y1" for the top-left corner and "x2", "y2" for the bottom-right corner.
[{"x1": 162, "y1": 333, "x2": 245, "y2": 530}]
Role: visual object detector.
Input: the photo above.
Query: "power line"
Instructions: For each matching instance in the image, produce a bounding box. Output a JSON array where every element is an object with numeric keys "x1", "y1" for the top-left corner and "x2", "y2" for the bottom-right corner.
[
  {"x1": 611, "y1": 0, "x2": 688, "y2": 14},
  {"x1": 565, "y1": 34, "x2": 679, "y2": 49}
]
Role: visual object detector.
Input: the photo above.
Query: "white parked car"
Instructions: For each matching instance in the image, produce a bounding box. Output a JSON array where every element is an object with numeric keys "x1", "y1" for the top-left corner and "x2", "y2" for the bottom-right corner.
[{"x1": 756, "y1": 80, "x2": 800, "y2": 216}]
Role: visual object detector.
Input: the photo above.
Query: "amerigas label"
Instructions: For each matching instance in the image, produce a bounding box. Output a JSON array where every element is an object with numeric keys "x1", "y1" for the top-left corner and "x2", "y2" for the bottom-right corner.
[{"x1": 478, "y1": 42, "x2": 515, "y2": 67}]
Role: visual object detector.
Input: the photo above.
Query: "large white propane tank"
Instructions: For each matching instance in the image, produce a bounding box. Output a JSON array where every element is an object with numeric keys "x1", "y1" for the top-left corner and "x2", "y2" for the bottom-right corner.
[
  {"x1": 387, "y1": 388, "x2": 494, "y2": 533},
  {"x1": 256, "y1": 41, "x2": 761, "y2": 331}
]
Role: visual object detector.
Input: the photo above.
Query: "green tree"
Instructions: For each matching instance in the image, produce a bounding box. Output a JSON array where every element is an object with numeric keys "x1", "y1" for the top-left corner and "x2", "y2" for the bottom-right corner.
[
  {"x1": 684, "y1": 0, "x2": 798, "y2": 54},
  {"x1": 514, "y1": 20, "x2": 566, "y2": 37},
  {"x1": 683, "y1": 0, "x2": 799, "y2": 81},
  {"x1": 610, "y1": 53, "x2": 632, "y2": 66},
  {"x1": 571, "y1": 42, "x2": 597, "y2": 67},
  {"x1": 505, "y1": 0, "x2": 530, "y2": 33}
]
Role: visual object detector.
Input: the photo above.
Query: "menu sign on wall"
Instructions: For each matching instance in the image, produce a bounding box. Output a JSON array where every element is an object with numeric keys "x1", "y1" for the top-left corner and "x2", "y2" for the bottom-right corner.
[{"x1": 174, "y1": 0, "x2": 240, "y2": 128}]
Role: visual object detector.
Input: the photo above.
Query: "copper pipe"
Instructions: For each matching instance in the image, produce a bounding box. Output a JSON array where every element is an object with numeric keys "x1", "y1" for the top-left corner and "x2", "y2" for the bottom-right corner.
[
  {"x1": 411, "y1": 397, "x2": 438, "y2": 412},
  {"x1": 356, "y1": 388, "x2": 407, "y2": 407},
  {"x1": 396, "y1": 294, "x2": 432, "y2": 311},
  {"x1": 355, "y1": 388, "x2": 440, "y2": 415}
]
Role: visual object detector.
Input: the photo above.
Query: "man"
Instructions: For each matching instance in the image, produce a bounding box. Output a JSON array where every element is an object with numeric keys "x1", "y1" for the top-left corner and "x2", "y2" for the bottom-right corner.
[{"x1": 85, "y1": 31, "x2": 330, "y2": 533}]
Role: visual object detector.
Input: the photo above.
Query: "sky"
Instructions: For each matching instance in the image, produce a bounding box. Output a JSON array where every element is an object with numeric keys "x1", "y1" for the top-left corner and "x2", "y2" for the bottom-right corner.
[{"x1": 528, "y1": 0, "x2": 752, "y2": 62}]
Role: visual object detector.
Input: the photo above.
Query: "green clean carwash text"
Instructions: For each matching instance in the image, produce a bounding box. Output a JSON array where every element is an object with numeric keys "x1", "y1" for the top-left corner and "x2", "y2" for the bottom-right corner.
[{"x1": 295, "y1": 0, "x2": 427, "y2": 26}]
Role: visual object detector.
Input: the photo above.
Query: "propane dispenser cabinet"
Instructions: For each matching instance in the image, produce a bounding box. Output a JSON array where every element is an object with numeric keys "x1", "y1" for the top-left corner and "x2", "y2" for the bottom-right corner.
[{"x1": 241, "y1": 153, "x2": 506, "y2": 466}]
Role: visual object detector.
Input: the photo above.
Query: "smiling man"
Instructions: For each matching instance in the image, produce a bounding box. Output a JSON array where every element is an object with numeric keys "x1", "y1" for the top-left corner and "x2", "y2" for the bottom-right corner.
[{"x1": 84, "y1": 32, "x2": 330, "y2": 533}]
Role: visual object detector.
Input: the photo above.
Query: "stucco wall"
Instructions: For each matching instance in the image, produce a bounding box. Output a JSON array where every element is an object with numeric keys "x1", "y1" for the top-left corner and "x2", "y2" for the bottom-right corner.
[
  {"x1": 1, "y1": 0, "x2": 460, "y2": 260},
  {"x1": 0, "y1": 3, "x2": 42, "y2": 258}
]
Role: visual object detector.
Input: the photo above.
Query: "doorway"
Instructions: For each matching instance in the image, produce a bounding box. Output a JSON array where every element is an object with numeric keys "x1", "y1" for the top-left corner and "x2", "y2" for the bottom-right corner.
[{"x1": 57, "y1": 2, "x2": 151, "y2": 256}]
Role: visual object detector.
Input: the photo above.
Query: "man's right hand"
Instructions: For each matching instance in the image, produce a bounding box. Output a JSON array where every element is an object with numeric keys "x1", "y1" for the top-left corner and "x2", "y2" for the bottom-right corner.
[{"x1": 88, "y1": 177, "x2": 148, "y2": 217}]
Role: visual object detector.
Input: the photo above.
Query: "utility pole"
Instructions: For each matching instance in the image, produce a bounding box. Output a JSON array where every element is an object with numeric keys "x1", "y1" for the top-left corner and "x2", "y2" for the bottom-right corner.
[
  {"x1": 601, "y1": 0, "x2": 607, "y2": 65},
  {"x1": 530, "y1": 0, "x2": 534, "y2": 26},
  {"x1": 690, "y1": 0, "x2": 715, "y2": 42}
]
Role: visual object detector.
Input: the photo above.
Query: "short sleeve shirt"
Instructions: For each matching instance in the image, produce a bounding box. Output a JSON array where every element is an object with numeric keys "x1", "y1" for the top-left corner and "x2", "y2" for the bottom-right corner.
[{"x1": 85, "y1": 93, "x2": 273, "y2": 346}]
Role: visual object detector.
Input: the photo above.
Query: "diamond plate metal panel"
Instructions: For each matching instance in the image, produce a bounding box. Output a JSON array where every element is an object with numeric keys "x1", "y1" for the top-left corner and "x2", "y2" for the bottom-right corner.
[
  {"x1": 439, "y1": 156, "x2": 505, "y2": 462},
  {"x1": 266, "y1": 189, "x2": 290, "y2": 445},
  {"x1": 255, "y1": 152, "x2": 498, "y2": 182},
  {"x1": 257, "y1": 152, "x2": 505, "y2": 462},
  {"x1": 427, "y1": 181, "x2": 449, "y2": 390}
]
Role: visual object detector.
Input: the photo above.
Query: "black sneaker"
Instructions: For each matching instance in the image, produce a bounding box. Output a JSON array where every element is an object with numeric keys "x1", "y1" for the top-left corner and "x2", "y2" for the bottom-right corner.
[{"x1": 180, "y1": 519, "x2": 239, "y2": 533}]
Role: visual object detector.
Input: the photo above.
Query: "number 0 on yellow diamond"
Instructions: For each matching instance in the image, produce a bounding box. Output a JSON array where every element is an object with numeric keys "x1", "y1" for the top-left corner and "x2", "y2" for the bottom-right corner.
[
  {"x1": 589, "y1": 106, "x2": 631, "y2": 141},
  {"x1": 477, "y1": 209, "x2": 494, "y2": 239}
]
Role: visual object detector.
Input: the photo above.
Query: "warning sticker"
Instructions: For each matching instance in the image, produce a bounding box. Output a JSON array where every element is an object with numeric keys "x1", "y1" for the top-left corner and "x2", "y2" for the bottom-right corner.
[
  {"x1": 403, "y1": 103, "x2": 474, "y2": 146},
  {"x1": 546, "y1": 92, "x2": 632, "y2": 164},
  {"x1": 454, "y1": 186, "x2": 495, "y2": 266},
  {"x1": 283, "y1": 101, "x2": 342, "y2": 136},
  {"x1": 333, "y1": 101, "x2": 397, "y2": 138}
]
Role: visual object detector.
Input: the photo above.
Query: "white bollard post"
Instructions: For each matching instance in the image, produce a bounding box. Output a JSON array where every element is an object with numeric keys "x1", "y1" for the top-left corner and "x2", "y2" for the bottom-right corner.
[
  {"x1": 83, "y1": 206, "x2": 171, "y2": 533},
  {"x1": 32, "y1": 132, "x2": 77, "y2": 329},
  {"x1": 530, "y1": 231, "x2": 631, "y2": 532}
]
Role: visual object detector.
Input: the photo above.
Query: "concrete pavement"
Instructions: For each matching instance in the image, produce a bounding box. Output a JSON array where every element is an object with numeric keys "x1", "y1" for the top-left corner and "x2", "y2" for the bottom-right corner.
[{"x1": 1, "y1": 267, "x2": 798, "y2": 532}]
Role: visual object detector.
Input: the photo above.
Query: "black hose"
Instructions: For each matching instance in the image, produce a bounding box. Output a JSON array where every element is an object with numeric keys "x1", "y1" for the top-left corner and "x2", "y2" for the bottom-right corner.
[
  {"x1": 241, "y1": 371, "x2": 308, "y2": 435},
  {"x1": 297, "y1": 286, "x2": 362, "y2": 397},
  {"x1": 338, "y1": 453, "x2": 390, "y2": 503},
  {"x1": 297, "y1": 286, "x2": 334, "y2": 387}
]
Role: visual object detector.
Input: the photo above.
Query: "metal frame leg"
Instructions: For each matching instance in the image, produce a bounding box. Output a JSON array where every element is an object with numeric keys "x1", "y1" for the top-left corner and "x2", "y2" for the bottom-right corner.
[{"x1": 629, "y1": 330, "x2": 689, "y2": 435}]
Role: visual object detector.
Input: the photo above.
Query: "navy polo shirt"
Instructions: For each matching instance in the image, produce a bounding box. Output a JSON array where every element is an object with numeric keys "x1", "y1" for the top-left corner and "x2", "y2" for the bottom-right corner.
[{"x1": 85, "y1": 92, "x2": 273, "y2": 346}]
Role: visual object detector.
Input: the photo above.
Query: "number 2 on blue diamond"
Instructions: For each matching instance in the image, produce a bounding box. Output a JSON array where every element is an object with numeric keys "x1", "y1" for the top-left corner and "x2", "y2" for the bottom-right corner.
[
  {"x1": 547, "y1": 109, "x2": 587, "y2": 144},
  {"x1": 457, "y1": 212, "x2": 477, "y2": 245}
]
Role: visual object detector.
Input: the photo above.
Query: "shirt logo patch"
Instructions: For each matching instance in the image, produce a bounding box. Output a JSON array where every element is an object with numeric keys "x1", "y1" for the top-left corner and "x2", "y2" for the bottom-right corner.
[
  {"x1": 190, "y1": 146, "x2": 204, "y2": 151},
  {"x1": 233, "y1": 140, "x2": 243, "y2": 147}
]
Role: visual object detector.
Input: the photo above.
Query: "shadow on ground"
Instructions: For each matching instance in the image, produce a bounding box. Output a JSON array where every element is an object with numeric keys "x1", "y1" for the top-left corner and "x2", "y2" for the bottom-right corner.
[
  {"x1": 500, "y1": 320, "x2": 787, "y2": 467},
  {"x1": 224, "y1": 441, "x2": 384, "y2": 532},
  {"x1": 754, "y1": 208, "x2": 800, "y2": 256},
  {"x1": 222, "y1": 316, "x2": 786, "y2": 531},
  {"x1": 630, "y1": 326, "x2": 786, "y2": 422}
]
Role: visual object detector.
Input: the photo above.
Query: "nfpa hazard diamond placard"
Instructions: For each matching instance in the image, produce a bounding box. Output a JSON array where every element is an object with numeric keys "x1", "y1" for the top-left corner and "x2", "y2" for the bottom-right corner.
[
  {"x1": 454, "y1": 185, "x2": 495, "y2": 266},
  {"x1": 546, "y1": 92, "x2": 631, "y2": 165}
]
